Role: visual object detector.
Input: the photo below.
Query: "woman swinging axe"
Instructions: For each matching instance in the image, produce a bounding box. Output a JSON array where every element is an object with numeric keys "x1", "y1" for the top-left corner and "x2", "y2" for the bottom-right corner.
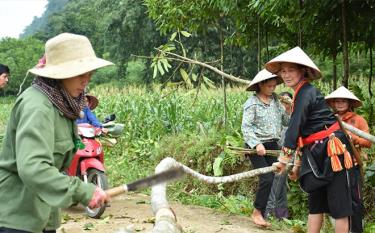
[{"x1": 0, "y1": 33, "x2": 113, "y2": 233}]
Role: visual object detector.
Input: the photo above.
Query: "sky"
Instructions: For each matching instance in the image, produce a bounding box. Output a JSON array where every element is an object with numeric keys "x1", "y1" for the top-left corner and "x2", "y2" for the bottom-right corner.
[{"x1": 0, "y1": 0, "x2": 48, "y2": 39}]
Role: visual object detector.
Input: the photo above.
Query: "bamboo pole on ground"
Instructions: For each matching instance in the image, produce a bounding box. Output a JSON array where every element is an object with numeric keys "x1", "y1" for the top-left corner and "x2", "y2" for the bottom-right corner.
[{"x1": 226, "y1": 145, "x2": 280, "y2": 157}]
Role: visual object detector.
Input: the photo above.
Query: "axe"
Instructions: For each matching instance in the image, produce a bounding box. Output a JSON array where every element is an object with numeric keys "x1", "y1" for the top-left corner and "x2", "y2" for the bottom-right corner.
[{"x1": 105, "y1": 167, "x2": 185, "y2": 197}]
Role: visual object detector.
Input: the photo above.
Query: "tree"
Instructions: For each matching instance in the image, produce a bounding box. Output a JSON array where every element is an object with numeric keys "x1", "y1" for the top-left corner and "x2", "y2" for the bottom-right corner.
[{"x1": 0, "y1": 37, "x2": 44, "y2": 95}]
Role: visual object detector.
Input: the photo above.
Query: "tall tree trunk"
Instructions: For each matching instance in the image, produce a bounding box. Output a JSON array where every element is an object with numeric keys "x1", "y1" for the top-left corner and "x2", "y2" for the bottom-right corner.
[
  {"x1": 332, "y1": 52, "x2": 337, "y2": 90},
  {"x1": 298, "y1": 0, "x2": 304, "y2": 47},
  {"x1": 257, "y1": 15, "x2": 261, "y2": 71},
  {"x1": 341, "y1": 0, "x2": 350, "y2": 87},
  {"x1": 220, "y1": 22, "x2": 227, "y2": 128},
  {"x1": 369, "y1": 45, "x2": 373, "y2": 97},
  {"x1": 369, "y1": 45, "x2": 374, "y2": 128},
  {"x1": 265, "y1": 25, "x2": 269, "y2": 62}
]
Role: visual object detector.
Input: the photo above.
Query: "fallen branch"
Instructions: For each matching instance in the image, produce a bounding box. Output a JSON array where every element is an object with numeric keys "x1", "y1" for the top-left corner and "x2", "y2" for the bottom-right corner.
[{"x1": 156, "y1": 49, "x2": 251, "y2": 85}]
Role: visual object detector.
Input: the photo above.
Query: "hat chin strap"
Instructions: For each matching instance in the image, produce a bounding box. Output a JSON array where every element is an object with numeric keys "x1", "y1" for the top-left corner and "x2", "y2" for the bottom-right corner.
[
  {"x1": 291, "y1": 75, "x2": 306, "y2": 90},
  {"x1": 336, "y1": 108, "x2": 350, "y2": 116}
]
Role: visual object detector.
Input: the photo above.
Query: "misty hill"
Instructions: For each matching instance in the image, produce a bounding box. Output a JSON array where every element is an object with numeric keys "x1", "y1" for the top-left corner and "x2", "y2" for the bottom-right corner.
[{"x1": 20, "y1": 0, "x2": 69, "y2": 38}]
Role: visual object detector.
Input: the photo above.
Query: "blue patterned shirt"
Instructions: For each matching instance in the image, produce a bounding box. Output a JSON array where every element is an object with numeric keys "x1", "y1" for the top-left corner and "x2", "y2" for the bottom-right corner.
[{"x1": 241, "y1": 94, "x2": 289, "y2": 148}]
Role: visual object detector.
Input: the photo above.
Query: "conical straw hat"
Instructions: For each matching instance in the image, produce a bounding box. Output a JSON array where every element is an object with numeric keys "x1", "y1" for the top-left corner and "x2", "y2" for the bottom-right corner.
[
  {"x1": 29, "y1": 33, "x2": 113, "y2": 79},
  {"x1": 265, "y1": 46, "x2": 321, "y2": 80},
  {"x1": 325, "y1": 86, "x2": 362, "y2": 108},
  {"x1": 246, "y1": 69, "x2": 283, "y2": 91}
]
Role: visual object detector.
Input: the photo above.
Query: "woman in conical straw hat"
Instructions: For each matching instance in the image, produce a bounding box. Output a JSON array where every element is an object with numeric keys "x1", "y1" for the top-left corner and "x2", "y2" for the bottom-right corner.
[
  {"x1": 241, "y1": 69, "x2": 291, "y2": 227},
  {"x1": 0, "y1": 33, "x2": 113, "y2": 233},
  {"x1": 266, "y1": 47, "x2": 355, "y2": 233},
  {"x1": 326, "y1": 86, "x2": 371, "y2": 233},
  {"x1": 325, "y1": 86, "x2": 371, "y2": 150}
]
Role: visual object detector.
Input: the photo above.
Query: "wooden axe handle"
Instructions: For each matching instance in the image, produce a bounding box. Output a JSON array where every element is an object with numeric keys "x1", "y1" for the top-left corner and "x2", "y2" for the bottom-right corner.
[{"x1": 106, "y1": 185, "x2": 128, "y2": 197}]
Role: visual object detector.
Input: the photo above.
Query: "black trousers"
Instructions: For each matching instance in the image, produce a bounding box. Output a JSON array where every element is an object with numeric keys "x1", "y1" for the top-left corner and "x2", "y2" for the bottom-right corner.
[
  {"x1": 350, "y1": 166, "x2": 363, "y2": 233},
  {"x1": 0, "y1": 228, "x2": 56, "y2": 233},
  {"x1": 246, "y1": 141, "x2": 279, "y2": 214}
]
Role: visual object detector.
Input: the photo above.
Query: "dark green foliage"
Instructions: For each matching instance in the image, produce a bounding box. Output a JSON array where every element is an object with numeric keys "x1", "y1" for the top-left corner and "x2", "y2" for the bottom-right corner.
[
  {"x1": 90, "y1": 66, "x2": 119, "y2": 86},
  {"x1": 0, "y1": 37, "x2": 44, "y2": 95},
  {"x1": 287, "y1": 182, "x2": 308, "y2": 219},
  {"x1": 350, "y1": 82, "x2": 375, "y2": 129}
]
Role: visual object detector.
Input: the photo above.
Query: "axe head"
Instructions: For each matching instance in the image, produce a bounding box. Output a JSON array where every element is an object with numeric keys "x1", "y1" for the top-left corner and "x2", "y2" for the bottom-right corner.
[{"x1": 126, "y1": 167, "x2": 185, "y2": 192}]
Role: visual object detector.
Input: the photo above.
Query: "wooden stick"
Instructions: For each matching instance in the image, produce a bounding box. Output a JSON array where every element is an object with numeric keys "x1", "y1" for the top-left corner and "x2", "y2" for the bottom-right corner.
[
  {"x1": 226, "y1": 146, "x2": 280, "y2": 157},
  {"x1": 342, "y1": 121, "x2": 375, "y2": 143}
]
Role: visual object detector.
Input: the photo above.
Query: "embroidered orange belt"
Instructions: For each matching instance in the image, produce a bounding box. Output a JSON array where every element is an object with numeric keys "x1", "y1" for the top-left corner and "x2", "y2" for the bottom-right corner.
[{"x1": 301, "y1": 122, "x2": 340, "y2": 146}]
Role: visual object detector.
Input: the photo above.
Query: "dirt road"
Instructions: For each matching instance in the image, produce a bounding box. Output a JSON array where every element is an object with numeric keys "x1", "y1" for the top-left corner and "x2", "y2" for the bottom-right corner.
[{"x1": 58, "y1": 193, "x2": 290, "y2": 233}]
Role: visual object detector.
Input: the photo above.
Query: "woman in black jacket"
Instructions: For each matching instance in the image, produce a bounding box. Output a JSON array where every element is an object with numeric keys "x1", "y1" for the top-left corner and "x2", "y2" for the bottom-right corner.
[{"x1": 267, "y1": 47, "x2": 354, "y2": 233}]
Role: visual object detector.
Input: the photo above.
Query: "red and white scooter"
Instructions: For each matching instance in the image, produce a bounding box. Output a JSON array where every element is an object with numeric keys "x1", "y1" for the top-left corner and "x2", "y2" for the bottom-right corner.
[{"x1": 66, "y1": 123, "x2": 108, "y2": 218}]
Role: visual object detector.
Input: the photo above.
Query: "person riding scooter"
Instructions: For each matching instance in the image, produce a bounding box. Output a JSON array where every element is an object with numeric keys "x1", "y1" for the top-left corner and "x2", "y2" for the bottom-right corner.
[{"x1": 77, "y1": 94, "x2": 108, "y2": 134}]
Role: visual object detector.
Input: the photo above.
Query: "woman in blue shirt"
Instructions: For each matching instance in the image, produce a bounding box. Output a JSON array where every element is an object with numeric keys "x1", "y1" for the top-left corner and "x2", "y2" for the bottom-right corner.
[{"x1": 77, "y1": 95, "x2": 109, "y2": 134}]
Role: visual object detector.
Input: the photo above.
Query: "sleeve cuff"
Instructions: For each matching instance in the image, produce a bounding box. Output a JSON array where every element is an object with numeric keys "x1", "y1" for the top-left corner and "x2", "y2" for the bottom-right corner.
[
  {"x1": 247, "y1": 140, "x2": 261, "y2": 149},
  {"x1": 73, "y1": 180, "x2": 97, "y2": 206},
  {"x1": 293, "y1": 152, "x2": 302, "y2": 166}
]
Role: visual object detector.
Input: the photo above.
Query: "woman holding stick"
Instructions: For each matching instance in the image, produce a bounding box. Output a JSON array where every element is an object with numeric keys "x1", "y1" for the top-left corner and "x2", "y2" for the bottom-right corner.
[
  {"x1": 241, "y1": 69, "x2": 290, "y2": 227},
  {"x1": 268, "y1": 47, "x2": 356, "y2": 233}
]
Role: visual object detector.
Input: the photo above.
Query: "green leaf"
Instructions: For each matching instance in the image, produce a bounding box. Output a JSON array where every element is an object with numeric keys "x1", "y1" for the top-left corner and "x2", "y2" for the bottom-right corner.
[
  {"x1": 179, "y1": 68, "x2": 192, "y2": 87},
  {"x1": 203, "y1": 76, "x2": 216, "y2": 89},
  {"x1": 170, "y1": 32, "x2": 177, "y2": 41},
  {"x1": 99, "y1": 216, "x2": 111, "y2": 224},
  {"x1": 83, "y1": 222, "x2": 94, "y2": 230},
  {"x1": 213, "y1": 152, "x2": 225, "y2": 176},
  {"x1": 161, "y1": 58, "x2": 170, "y2": 72},
  {"x1": 180, "y1": 31, "x2": 191, "y2": 37},
  {"x1": 157, "y1": 61, "x2": 165, "y2": 75},
  {"x1": 191, "y1": 73, "x2": 197, "y2": 82},
  {"x1": 163, "y1": 44, "x2": 176, "y2": 52},
  {"x1": 152, "y1": 65, "x2": 158, "y2": 79}
]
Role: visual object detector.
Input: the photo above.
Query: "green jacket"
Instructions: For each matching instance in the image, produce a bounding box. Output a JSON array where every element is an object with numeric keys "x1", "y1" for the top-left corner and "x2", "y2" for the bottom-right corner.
[{"x1": 0, "y1": 87, "x2": 96, "y2": 233}]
